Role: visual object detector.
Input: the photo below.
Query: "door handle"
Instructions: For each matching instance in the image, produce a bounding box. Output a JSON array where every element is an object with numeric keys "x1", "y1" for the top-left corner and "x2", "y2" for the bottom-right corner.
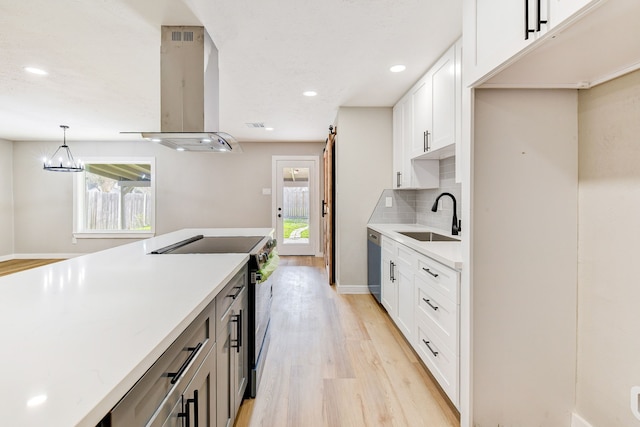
[{"x1": 322, "y1": 200, "x2": 326, "y2": 217}]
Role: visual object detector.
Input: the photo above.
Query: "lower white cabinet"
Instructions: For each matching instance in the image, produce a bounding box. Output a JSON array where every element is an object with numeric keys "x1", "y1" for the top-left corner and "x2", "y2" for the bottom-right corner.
[
  {"x1": 379, "y1": 235, "x2": 461, "y2": 408},
  {"x1": 380, "y1": 236, "x2": 414, "y2": 341}
]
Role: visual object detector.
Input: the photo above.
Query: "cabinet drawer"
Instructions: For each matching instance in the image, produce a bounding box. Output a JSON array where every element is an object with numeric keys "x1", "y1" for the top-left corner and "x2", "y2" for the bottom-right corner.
[
  {"x1": 415, "y1": 275, "x2": 458, "y2": 353},
  {"x1": 216, "y1": 266, "x2": 247, "y2": 337},
  {"x1": 415, "y1": 318, "x2": 459, "y2": 406},
  {"x1": 415, "y1": 253, "x2": 458, "y2": 303},
  {"x1": 110, "y1": 299, "x2": 215, "y2": 426}
]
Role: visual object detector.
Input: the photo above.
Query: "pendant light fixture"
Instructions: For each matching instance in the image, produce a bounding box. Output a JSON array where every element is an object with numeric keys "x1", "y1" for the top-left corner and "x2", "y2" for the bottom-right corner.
[{"x1": 43, "y1": 125, "x2": 84, "y2": 172}]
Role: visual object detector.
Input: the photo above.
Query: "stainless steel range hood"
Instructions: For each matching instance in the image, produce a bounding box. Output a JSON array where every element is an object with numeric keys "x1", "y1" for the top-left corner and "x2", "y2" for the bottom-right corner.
[{"x1": 131, "y1": 26, "x2": 241, "y2": 153}]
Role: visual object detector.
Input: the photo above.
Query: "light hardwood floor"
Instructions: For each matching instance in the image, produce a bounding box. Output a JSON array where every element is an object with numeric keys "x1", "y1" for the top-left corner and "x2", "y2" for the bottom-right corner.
[
  {"x1": 0, "y1": 259, "x2": 63, "y2": 277},
  {"x1": 235, "y1": 256, "x2": 459, "y2": 427}
]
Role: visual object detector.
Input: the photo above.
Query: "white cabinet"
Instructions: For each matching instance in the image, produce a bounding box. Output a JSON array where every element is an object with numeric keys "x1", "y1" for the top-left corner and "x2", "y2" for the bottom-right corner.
[
  {"x1": 392, "y1": 39, "x2": 461, "y2": 189},
  {"x1": 379, "y1": 234, "x2": 461, "y2": 408},
  {"x1": 463, "y1": 0, "x2": 601, "y2": 86},
  {"x1": 414, "y1": 252, "x2": 460, "y2": 405},
  {"x1": 381, "y1": 237, "x2": 397, "y2": 316},
  {"x1": 380, "y1": 236, "x2": 414, "y2": 340},
  {"x1": 411, "y1": 43, "x2": 460, "y2": 158},
  {"x1": 392, "y1": 96, "x2": 439, "y2": 189},
  {"x1": 411, "y1": 76, "x2": 432, "y2": 157}
]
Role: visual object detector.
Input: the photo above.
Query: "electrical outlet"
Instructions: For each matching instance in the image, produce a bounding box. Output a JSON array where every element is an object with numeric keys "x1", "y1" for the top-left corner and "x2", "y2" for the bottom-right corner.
[{"x1": 385, "y1": 197, "x2": 393, "y2": 208}]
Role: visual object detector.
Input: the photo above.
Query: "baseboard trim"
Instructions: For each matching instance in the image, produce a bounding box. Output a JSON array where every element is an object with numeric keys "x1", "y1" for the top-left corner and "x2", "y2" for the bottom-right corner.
[
  {"x1": 335, "y1": 285, "x2": 370, "y2": 295},
  {"x1": 572, "y1": 413, "x2": 594, "y2": 427}
]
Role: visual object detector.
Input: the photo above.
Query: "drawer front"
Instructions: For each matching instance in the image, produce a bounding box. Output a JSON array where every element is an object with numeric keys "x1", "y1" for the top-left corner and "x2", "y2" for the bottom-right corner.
[
  {"x1": 416, "y1": 319, "x2": 459, "y2": 406},
  {"x1": 216, "y1": 267, "x2": 247, "y2": 337},
  {"x1": 110, "y1": 299, "x2": 215, "y2": 426},
  {"x1": 415, "y1": 253, "x2": 458, "y2": 303},
  {"x1": 396, "y1": 243, "x2": 416, "y2": 268},
  {"x1": 415, "y1": 275, "x2": 458, "y2": 353},
  {"x1": 381, "y1": 235, "x2": 396, "y2": 253}
]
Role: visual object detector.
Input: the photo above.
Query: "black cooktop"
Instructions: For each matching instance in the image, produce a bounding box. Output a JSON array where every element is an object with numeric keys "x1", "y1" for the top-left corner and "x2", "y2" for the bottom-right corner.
[{"x1": 151, "y1": 235, "x2": 265, "y2": 254}]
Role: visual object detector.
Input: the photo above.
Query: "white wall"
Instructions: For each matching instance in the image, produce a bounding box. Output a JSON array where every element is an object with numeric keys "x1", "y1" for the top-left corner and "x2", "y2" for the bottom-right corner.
[
  {"x1": 11, "y1": 140, "x2": 324, "y2": 255},
  {"x1": 576, "y1": 69, "x2": 640, "y2": 427},
  {"x1": 0, "y1": 139, "x2": 14, "y2": 257},
  {"x1": 472, "y1": 89, "x2": 578, "y2": 426},
  {"x1": 334, "y1": 107, "x2": 392, "y2": 292}
]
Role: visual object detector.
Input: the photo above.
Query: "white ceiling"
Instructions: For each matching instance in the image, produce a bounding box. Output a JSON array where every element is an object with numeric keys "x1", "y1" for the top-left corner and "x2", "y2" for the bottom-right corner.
[{"x1": 0, "y1": 0, "x2": 461, "y2": 144}]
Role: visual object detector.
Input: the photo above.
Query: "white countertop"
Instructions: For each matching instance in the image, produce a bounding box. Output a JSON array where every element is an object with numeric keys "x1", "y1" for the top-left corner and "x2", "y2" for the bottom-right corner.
[
  {"x1": 367, "y1": 223, "x2": 463, "y2": 270},
  {"x1": 0, "y1": 228, "x2": 272, "y2": 427}
]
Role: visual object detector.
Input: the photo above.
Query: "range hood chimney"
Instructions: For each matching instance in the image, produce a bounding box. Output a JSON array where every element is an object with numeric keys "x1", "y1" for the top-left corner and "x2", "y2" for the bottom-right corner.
[{"x1": 136, "y1": 26, "x2": 241, "y2": 152}]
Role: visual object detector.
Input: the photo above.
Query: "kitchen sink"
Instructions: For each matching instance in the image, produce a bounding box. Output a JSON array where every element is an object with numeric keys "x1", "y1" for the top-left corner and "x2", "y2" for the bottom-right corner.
[{"x1": 397, "y1": 231, "x2": 460, "y2": 242}]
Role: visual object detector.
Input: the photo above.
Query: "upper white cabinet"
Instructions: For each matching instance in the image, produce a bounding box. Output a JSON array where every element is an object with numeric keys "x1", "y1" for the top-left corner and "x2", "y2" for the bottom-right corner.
[
  {"x1": 392, "y1": 39, "x2": 461, "y2": 189},
  {"x1": 392, "y1": 96, "x2": 439, "y2": 190},
  {"x1": 463, "y1": 0, "x2": 607, "y2": 87}
]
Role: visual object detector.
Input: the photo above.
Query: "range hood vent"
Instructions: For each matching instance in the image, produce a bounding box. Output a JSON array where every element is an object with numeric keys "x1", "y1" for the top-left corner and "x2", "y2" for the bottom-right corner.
[{"x1": 128, "y1": 26, "x2": 241, "y2": 153}]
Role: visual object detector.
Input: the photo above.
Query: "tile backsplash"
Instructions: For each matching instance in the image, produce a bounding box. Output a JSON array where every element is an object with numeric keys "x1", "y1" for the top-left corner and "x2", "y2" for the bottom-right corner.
[{"x1": 368, "y1": 157, "x2": 462, "y2": 234}]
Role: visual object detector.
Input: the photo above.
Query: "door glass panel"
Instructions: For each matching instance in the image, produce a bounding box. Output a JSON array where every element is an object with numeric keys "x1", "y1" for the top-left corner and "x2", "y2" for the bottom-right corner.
[{"x1": 281, "y1": 167, "x2": 309, "y2": 246}]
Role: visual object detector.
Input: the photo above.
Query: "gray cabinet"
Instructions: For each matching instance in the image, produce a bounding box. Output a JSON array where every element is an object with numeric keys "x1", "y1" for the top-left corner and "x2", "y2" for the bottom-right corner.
[
  {"x1": 216, "y1": 267, "x2": 248, "y2": 427},
  {"x1": 109, "y1": 297, "x2": 217, "y2": 427}
]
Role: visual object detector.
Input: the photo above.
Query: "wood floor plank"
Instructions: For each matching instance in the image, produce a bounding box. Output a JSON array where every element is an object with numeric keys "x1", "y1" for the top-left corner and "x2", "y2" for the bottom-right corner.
[
  {"x1": 235, "y1": 256, "x2": 459, "y2": 427},
  {"x1": 0, "y1": 259, "x2": 63, "y2": 277}
]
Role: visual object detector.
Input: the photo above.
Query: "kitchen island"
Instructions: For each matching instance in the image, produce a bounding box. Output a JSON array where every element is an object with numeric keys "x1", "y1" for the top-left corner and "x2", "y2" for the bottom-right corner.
[{"x1": 0, "y1": 228, "x2": 272, "y2": 427}]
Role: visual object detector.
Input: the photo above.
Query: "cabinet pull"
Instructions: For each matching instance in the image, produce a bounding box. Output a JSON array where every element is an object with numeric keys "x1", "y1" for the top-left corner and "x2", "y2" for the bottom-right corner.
[
  {"x1": 191, "y1": 389, "x2": 199, "y2": 427},
  {"x1": 396, "y1": 171, "x2": 401, "y2": 188},
  {"x1": 524, "y1": 0, "x2": 535, "y2": 40},
  {"x1": 231, "y1": 310, "x2": 242, "y2": 352},
  {"x1": 168, "y1": 342, "x2": 203, "y2": 384},
  {"x1": 536, "y1": 0, "x2": 547, "y2": 31},
  {"x1": 425, "y1": 130, "x2": 430, "y2": 151},
  {"x1": 422, "y1": 267, "x2": 439, "y2": 278},
  {"x1": 422, "y1": 339, "x2": 439, "y2": 357},
  {"x1": 226, "y1": 286, "x2": 243, "y2": 299},
  {"x1": 390, "y1": 261, "x2": 396, "y2": 282},
  {"x1": 423, "y1": 131, "x2": 427, "y2": 152},
  {"x1": 422, "y1": 298, "x2": 439, "y2": 311}
]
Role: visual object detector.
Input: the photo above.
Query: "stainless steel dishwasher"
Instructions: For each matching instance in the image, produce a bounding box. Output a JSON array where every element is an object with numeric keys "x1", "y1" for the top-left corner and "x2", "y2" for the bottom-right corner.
[{"x1": 367, "y1": 228, "x2": 382, "y2": 303}]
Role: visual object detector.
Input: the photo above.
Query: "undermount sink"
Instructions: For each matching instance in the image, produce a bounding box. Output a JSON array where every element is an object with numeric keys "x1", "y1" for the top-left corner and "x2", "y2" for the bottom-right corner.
[{"x1": 397, "y1": 231, "x2": 460, "y2": 242}]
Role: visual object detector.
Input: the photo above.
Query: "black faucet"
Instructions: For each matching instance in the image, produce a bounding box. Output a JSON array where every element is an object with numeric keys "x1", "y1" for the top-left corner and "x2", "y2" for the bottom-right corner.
[{"x1": 431, "y1": 192, "x2": 461, "y2": 236}]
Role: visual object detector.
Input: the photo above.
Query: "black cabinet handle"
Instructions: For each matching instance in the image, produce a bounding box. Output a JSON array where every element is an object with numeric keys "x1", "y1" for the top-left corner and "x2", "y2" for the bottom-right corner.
[
  {"x1": 226, "y1": 286, "x2": 242, "y2": 299},
  {"x1": 524, "y1": 0, "x2": 535, "y2": 40},
  {"x1": 422, "y1": 267, "x2": 439, "y2": 278},
  {"x1": 422, "y1": 339, "x2": 439, "y2": 357},
  {"x1": 192, "y1": 389, "x2": 199, "y2": 427},
  {"x1": 231, "y1": 310, "x2": 243, "y2": 353},
  {"x1": 168, "y1": 342, "x2": 203, "y2": 384},
  {"x1": 422, "y1": 298, "x2": 439, "y2": 311},
  {"x1": 536, "y1": 0, "x2": 547, "y2": 31},
  {"x1": 322, "y1": 200, "x2": 326, "y2": 217},
  {"x1": 396, "y1": 171, "x2": 401, "y2": 187}
]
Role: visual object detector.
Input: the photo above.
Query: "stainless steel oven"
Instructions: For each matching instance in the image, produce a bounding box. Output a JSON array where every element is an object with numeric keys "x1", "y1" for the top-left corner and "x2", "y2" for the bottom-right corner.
[{"x1": 150, "y1": 234, "x2": 277, "y2": 398}]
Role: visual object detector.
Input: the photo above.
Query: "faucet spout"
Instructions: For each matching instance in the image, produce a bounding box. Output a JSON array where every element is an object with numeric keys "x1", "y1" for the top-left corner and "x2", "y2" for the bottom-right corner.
[{"x1": 431, "y1": 192, "x2": 460, "y2": 236}]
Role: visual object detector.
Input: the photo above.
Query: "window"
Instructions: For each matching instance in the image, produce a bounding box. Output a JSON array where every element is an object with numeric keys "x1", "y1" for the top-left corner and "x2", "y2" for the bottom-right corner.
[{"x1": 73, "y1": 158, "x2": 155, "y2": 238}]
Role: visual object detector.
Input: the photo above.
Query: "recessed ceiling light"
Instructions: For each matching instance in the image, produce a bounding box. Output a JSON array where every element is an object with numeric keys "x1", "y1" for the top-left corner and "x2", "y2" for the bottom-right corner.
[
  {"x1": 150, "y1": 138, "x2": 162, "y2": 142},
  {"x1": 265, "y1": 127, "x2": 274, "y2": 131},
  {"x1": 303, "y1": 91, "x2": 317, "y2": 97},
  {"x1": 176, "y1": 147, "x2": 185, "y2": 151},
  {"x1": 24, "y1": 66, "x2": 48, "y2": 75},
  {"x1": 390, "y1": 65, "x2": 406, "y2": 73}
]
